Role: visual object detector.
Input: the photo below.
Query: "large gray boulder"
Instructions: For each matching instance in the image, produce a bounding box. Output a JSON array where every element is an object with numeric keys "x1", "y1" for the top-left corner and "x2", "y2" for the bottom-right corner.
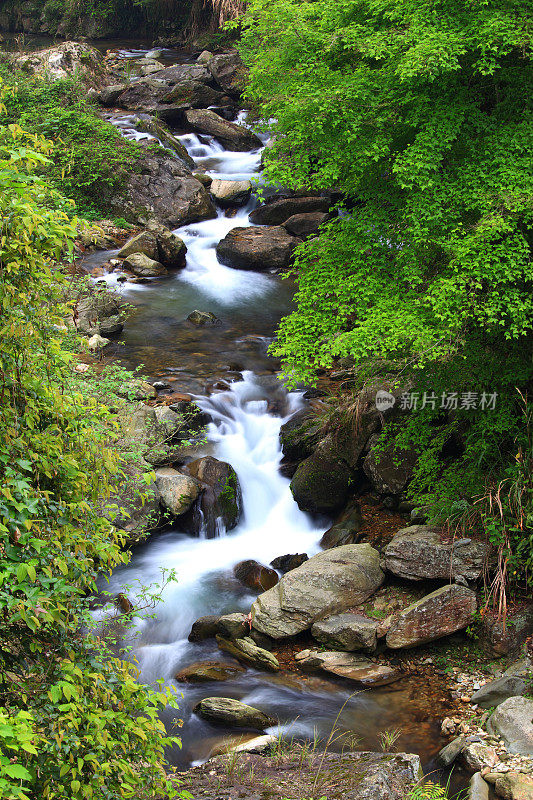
[
  {"x1": 185, "y1": 109, "x2": 262, "y2": 151},
  {"x1": 311, "y1": 613, "x2": 378, "y2": 652},
  {"x1": 162, "y1": 80, "x2": 226, "y2": 108},
  {"x1": 386, "y1": 585, "x2": 477, "y2": 649},
  {"x1": 216, "y1": 226, "x2": 301, "y2": 271},
  {"x1": 193, "y1": 697, "x2": 276, "y2": 730},
  {"x1": 155, "y1": 467, "x2": 201, "y2": 517},
  {"x1": 486, "y1": 697, "x2": 533, "y2": 755},
  {"x1": 116, "y1": 152, "x2": 216, "y2": 228},
  {"x1": 251, "y1": 544, "x2": 384, "y2": 638},
  {"x1": 249, "y1": 196, "x2": 331, "y2": 226},
  {"x1": 384, "y1": 525, "x2": 488, "y2": 581},
  {"x1": 290, "y1": 444, "x2": 352, "y2": 513},
  {"x1": 295, "y1": 650, "x2": 402, "y2": 686},
  {"x1": 493, "y1": 772, "x2": 533, "y2": 800}
]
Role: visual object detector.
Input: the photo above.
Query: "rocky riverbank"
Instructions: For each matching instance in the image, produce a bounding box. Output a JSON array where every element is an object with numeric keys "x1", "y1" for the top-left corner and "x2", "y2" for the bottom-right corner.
[{"x1": 13, "y1": 38, "x2": 532, "y2": 800}]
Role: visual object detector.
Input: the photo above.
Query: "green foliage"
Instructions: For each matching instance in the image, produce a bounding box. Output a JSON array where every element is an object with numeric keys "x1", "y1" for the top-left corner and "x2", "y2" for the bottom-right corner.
[
  {"x1": 239, "y1": 0, "x2": 533, "y2": 584},
  {"x1": 0, "y1": 65, "x2": 140, "y2": 216},
  {"x1": 0, "y1": 89, "x2": 184, "y2": 799}
]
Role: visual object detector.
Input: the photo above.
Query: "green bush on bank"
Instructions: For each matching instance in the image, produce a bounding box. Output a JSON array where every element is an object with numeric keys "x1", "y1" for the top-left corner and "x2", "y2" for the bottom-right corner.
[
  {"x1": 0, "y1": 65, "x2": 140, "y2": 217},
  {"x1": 0, "y1": 87, "x2": 185, "y2": 800},
  {"x1": 239, "y1": 0, "x2": 533, "y2": 591}
]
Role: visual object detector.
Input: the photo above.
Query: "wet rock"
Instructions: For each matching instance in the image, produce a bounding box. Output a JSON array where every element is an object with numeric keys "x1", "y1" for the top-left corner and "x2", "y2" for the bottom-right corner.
[
  {"x1": 207, "y1": 51, "x2": 248, "y2": 97},
  {"x1": 270, "y1": 553, "x2": 308, "y2": 573},
  {"x1": 187, "y1": 310, "x2": 219, "y2": 326},
  {"x1": 154, "y1": 467, "x2": 201, "y2": 517},
  {"x1": 216, "y1": 636, "x2": 280, "y2": 672},
  {"x1": 75, "y1": 288, "x2": 125, "y2": 336},
  {"x1": 118, "y1": 231, "x2": 159, "y2": 261},
  {"x1": 162, "y1": 80, "x2": 226, "y2": 107},
  {"x1": 226, "y1": 734, "x2": 277, "y2": 754},
  {"x1": 437, "y1": 736, "x2": 465, "y2": 766},
  {"x1": 185, "y1": 109, "x2": 262, "y2": 151},
  {"x1": 461, "y1": 742, "x2": 498, "y2": 772},
  {"x1": 471, "y1": 676, "x2": 527, "y2": 708},
  {"x1": 134, "y1": 116, "x2": 195, "y2": 169},
  {"x1": 176, "y1": 661, "x2": 245, "y2": 683},
  {"x1": 193, "y1": 171, "x2": 212, "y2": 187},
  {"x1": 193, "y1": 697, "x2": 276, "y2": 730},
  {"x1": 188, "y1": 615, "x2": 221, "y2": 642},
  {"x1": 113, "y1": 78, "x2": 174, "y2": 110},
  {"x1": 363, "y1": 441, "x2": 418, "y2": 495},
  {"x1": 249, "y1": 196, "x2": 332, "y2": 226},
  {"x1": 251, "y1": 544, "x2": 384, "y2": 639},
  {"x1": 210, "y1": 179, "x2": 252, "y2": 207},
  {"x1": 122, "y1": 252, "x2": 167, "y2": 277},
  {"x1": 183, "y1": 456, "x2": 242, "y2": 538},
  {"x1": 217, "y1": 613, "x2": 249, "y2": 640},
  {"x1": 295, "y1": 650, "x2": 402, "y2": 686},
  {"x1": 283, "y1": 211, "x2": 330, "y2": 239},
  {"x1": 384, "y1": 525, "x2": 488, "y2": 581},
  {"x1": 216, "y1": 226, "x2": 301, "y2": 271},
  {"x1": 469, "y1": 773, "x2": 490, "y2": 800},
  {"x1": 486, "y1": 697, "x2": 533, "y2": 755},
  {"x1": 233, "y1": 560, "x2": 279, "y2": 593},
  {"x1": 494, "y1": 772, "x2": 533, "y2": 800},
  {"x1": 116, "y1": 152, "x2": 216, "y2": 228},
  {"x1": 279, "y1": 408, "x2": 322, "y2": 463},
  {"x1": 311, "y1": 613, "x2": 378, "y2": 652},
  {"x1": 320, "y1": 505, "x2": 363, "y2": 549},
  {"x1": 13, "y1": 42, "x2": 110, "y2": 88},
  {"x1": 290, "y1": 444, "x2": 351, "y2": 514},
  {"x1": 146, "y1": 221, "x2": 188, "y2": 268},
  {"x1": 386, "y1": 585, "x2": 477, "y2": 649}
]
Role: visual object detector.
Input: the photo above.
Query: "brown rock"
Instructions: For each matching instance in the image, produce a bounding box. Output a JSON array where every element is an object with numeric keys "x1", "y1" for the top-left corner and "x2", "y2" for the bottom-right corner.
[
  {"x1": 176, "y1": 661, "x2": 245, "y2": 683},
  {"x1": 386, "y1": 585, "x2": 477, "y2": 649},
  {"x1": 233, "y1": 560, "x2": 279, "y2": 593},
  {"x1": 216, "y1": 226, "x2": 301, "y2": 271}
]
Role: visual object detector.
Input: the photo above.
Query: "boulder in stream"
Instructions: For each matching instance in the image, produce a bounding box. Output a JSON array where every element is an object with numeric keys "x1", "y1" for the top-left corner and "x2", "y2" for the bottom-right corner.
[
  {"x1": 270, "y1": 553, "x2": 308, "y2": 573},
  {"x1": 182, "y1": 456, "x2": 242, "y2": 538},
  {"x1": 210, "y1": 179, "x2": 252, "y2": 207},
  {"x1": 193, "y1": 697, "x2": 276, "y2": 729},
  {"x1": 207, "y1": 51, "x2": 248, "y2": 97},
  {"x1": 216, "y1": 226, "x2": 301, "y2": 271},
  {"x1": 188, "y1": 615, "x2": 221, "y2": 642},
  {"x1": 187, "y1": 310, "x2": 219, "y2": 326},
  {"x1": 216, "y1": 635, "x2": 280, "y2": 672},
  {"x1": 249, "y1": 195, "x2": 332, "y2": 226},
  {"x1": 154, "y1": 467, "x2": 202, "y2": 517},
  {"x1": 122, "y1": 252, "x2": 167, "y2": 277},
  {"x1": 233, "y1": 560, "x2": 279, "y2": 593},
  {"x1": 75, "y1": 288, "x2": 126, "y2": 336},
  {"x1": 251, "y1": 544, "x2": 384, "y2": 638},
  {"x1": 176, "y1": 661, "x2": 245, "y2": 683},
  {"x1": 320, "y1": 504, "x2": 363, "y2": 549},
  {"x1": 162, "y1": 80, "x2": 227, "y2": 108},
  {"x1": 185, "y1": 109, "x2": 262, "y2": 151},
  {"x1": 486, "y1": 697, "x2": 533, "y2": 755},
  {"x1": 283, "y1": 211, "x2": 330, "y2": 239}
]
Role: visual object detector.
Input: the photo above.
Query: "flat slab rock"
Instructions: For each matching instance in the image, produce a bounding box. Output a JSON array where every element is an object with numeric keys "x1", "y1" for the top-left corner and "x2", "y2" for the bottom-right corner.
[
  {"x1": 179, "y1": 750, "x2": 422, "y2": 800},
  {"x1": 384, "y1": 525, "x2": 488, "y2": 581},
  {"x1": 295, "y1": 650, "x2": 403, "y2": 686}
]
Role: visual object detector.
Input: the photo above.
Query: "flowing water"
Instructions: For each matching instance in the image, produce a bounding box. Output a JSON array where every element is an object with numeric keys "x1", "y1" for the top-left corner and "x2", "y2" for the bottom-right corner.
[{"x1": 84, "y1": 46, "x2": 467, "y2": 789}]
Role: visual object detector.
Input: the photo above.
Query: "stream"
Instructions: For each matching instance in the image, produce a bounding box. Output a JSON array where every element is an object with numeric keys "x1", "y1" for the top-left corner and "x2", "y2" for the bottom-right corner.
[{"x1": 80, "y1": 43, "x2": 467, "y2": 792}]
